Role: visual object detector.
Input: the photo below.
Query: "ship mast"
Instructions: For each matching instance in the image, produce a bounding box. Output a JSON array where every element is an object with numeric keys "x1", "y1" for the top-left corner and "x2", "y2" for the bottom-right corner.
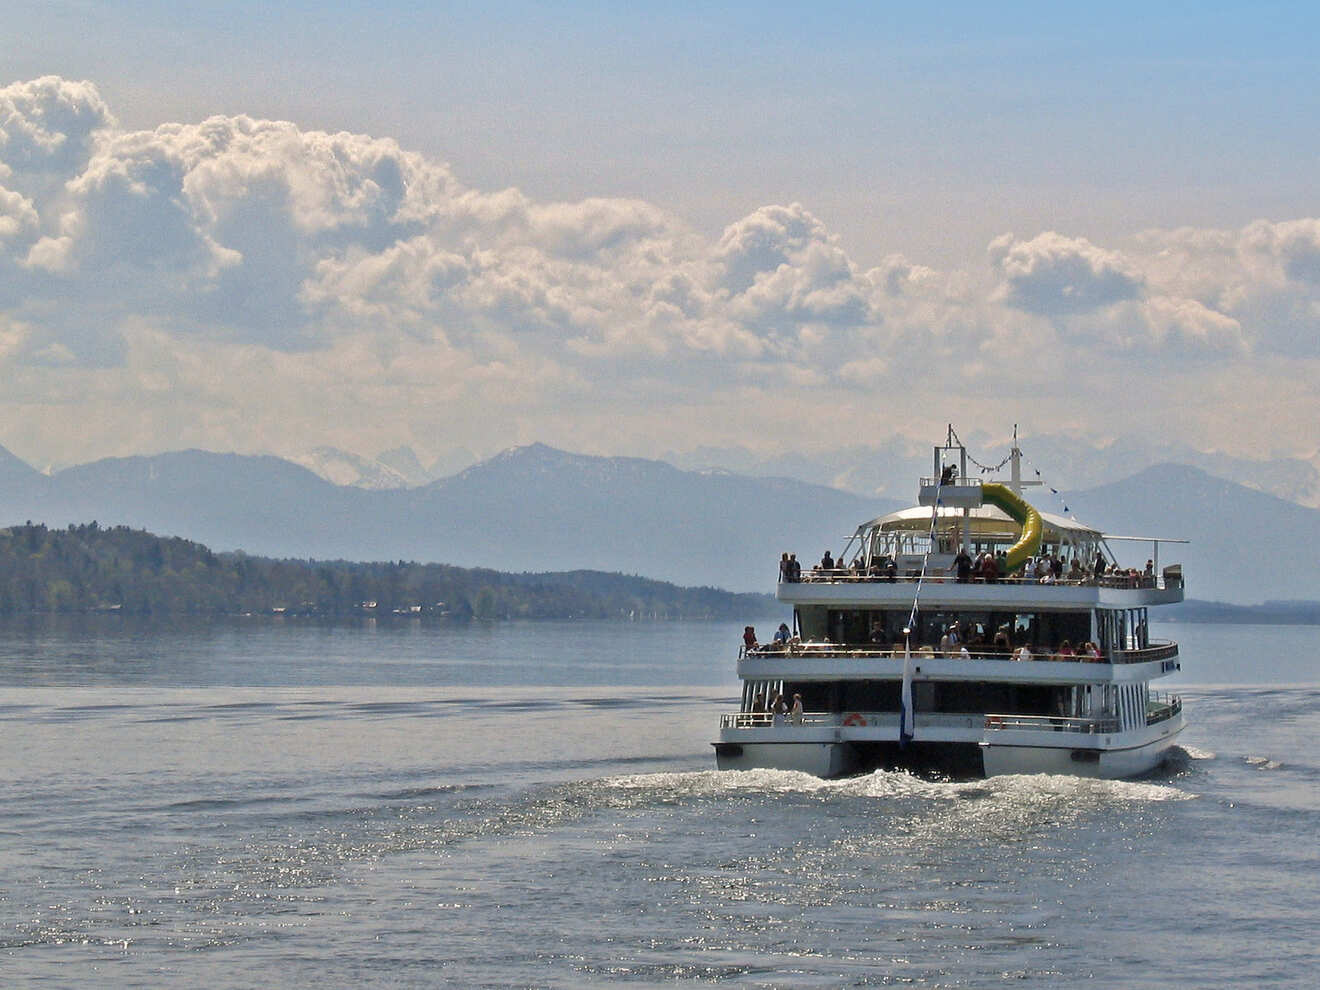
[{"x1": 1006, "y1": 424, "x2": 1040, "y2": 496}]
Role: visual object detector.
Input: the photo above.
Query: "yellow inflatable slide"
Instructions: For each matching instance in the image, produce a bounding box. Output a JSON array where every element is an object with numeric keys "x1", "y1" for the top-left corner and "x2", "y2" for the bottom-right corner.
[{"x1": 980, "y1": 483, "x2": 1043, "y2": 573}]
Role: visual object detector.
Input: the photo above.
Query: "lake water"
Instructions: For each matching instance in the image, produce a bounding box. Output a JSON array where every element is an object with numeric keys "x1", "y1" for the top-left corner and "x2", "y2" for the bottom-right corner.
[{"x1": 1, "y1": 617, "x2": 1317, "y2": 987}]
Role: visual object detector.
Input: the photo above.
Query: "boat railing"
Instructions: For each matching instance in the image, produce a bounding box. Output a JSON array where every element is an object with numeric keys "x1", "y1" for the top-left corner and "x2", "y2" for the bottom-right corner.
[
  {"x1": 1146, "y1": 694, "x2": 1182, "y2": 725},
  {"x1": 742, "y1": 642, "x2": 1178, "y2": 666},
  {"x1": 791, "y1": 570, "x2": 1092, "y2": 585},
  {"x1": 720, "y1": 711, "x2": 1128, "y2": 734},
  {"x1": 1112, "y1": 642, "x2": 1180, "y2": 664},
  {"x1": 786, "y1": 569, "x2": 1176, "y2": 590},
  {"x1": 983, "y1": 713, "x2": 1120, "y2": 734},
  {"x1": 720, "y1": 712, "x2": 834, "y2": 729},
  {"x1": 918, "y1": 475, "x2": 979, "y2": 489}
]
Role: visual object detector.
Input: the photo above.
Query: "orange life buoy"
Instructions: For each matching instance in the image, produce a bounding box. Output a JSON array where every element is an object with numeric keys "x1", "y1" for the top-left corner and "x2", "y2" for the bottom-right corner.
[
  {"x1": 842, "y1": 713, "x2": 867, "y2": 727},
  {"x1": 986, "y1": 716, "x2": 1003, "y2": 729}
]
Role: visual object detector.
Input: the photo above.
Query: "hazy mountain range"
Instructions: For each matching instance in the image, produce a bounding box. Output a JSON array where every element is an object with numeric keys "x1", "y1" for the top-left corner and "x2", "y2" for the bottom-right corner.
[
  {"x1": 287, "y1": 445, "x2": 478, "y2": 489},
  {"x1": 278, "y1": 434, "x2": 1320, "y2": 511},
  {"x1": 661, "y1": 435, "x2": 1320, "y2": 509},
  {"x1": 0, "y1": 441, "x2": 1315, "y2": 604}
]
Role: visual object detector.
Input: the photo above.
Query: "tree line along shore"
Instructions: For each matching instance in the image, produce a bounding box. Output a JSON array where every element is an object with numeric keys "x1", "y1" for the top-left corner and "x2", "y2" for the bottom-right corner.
[{"x1": 0, "y1": 523, "x2": 775, "y2": 621}]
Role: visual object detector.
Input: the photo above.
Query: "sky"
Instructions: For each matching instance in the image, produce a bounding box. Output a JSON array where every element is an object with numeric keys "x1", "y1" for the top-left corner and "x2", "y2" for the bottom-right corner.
[{"x1": 2, "y1": 1, "x2": 1319, "y2": 474}]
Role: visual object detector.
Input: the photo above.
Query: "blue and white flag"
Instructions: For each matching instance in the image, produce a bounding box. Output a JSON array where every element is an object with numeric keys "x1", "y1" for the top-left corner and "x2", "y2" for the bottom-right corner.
[{"x1": 900, "y1": 632, "x2": 915, "y2": 747}]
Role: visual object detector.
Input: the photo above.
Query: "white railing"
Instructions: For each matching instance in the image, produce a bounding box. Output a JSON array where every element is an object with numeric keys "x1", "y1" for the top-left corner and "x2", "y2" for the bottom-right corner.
[
  {"x1": 1146, "y1": 695, "x2": 1182, "y2": 725},
  {"x1": 785, "y1": 569, "x2": 1178, "y2": 590},
  {"x1": 721, "y1": 708, "x2": 1176, "y2": 733},
  {"x1": 742, "y1": 642, "x2": 1179, "y2": 665},
  {"x1": 982, "y1": 714, "x2": 1119, "y2": 734},
  {"x1": 720, "y1": 712, "x2": 832, "y2": 729}
]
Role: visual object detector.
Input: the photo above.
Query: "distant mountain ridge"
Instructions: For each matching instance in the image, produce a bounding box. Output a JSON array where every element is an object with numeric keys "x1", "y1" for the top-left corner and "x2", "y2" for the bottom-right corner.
[
  {"x1": 289, "y1": 446, "x2": 414, "y2": 490},
  {"x1": 288, "y1": 444, "x2": 475, "y2": 489},
  {"x1": 1063, "y1": 462, "x2": 1319, "y2": 603},
  {"x1": 0, "y1": 442, "x2": 1316, "y2": 602},
  {"x1": 665, "y1": 435, "x2": 1320, "y2": 508},
  {"x1": 0, "y1": 442, "x2": 888, "y2": 593}
]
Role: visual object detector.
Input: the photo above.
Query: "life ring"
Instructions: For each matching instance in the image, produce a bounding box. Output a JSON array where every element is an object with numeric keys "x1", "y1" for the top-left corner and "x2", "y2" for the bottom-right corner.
[
  {"x1": 842, "y1": 713, "x2": 867, "y2": 727},
  {"x1": 986, "y1": 716, "x2": 1003, "y2": 729}
]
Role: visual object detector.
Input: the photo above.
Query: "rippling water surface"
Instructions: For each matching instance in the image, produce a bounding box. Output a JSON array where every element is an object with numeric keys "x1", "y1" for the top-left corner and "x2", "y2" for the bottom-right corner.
[{"x1": 0, "y1": 618, "x2": 1316, "y2": 987}]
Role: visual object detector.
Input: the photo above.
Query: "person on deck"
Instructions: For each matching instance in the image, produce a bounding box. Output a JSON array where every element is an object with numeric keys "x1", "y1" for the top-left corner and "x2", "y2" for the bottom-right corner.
[
  {"x1": 790, "y1": 694, "x2": 804, "y2": 725},
  {"x1": 743, "y1": 626, "x2": 758, "y2": 650},
  {"x1": 951, "y1": 547, "x2": 973, "y2": 583},
  {"x1": 939, "y1": 626, "x2": 957, "y2": 656}
]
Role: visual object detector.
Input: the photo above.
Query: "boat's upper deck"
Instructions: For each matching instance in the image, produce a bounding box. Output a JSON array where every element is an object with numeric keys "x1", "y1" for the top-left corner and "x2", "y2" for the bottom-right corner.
[
  {"x1": 775, "y1": 445, "x2": 1187, "y2": 610},
  {"x1": 777, "y1": 567, "x2": 1184, "y2": 609}
]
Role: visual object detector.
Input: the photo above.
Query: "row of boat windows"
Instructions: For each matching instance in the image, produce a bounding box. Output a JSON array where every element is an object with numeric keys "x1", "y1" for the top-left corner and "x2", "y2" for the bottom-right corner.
[
  {"x1": 808, "y1": 608, "x2": 1092, "y2": 652},
  {"x1": 860, "y1": 533, "x2": 1103, "y2": 566},
  {"x1": 741, "y1": 679, "x2": 1150, "y2": 726},
  {"x1": 799, "y1": 608, "x2": 1151, "y2": 655},
  {"x1": 745, "y1": 681, "x2": 1066, "y2": 719}
]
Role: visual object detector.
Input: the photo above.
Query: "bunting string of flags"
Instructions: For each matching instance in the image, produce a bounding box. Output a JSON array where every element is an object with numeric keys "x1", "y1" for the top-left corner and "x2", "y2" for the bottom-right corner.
[
  {"x1": 947, "y1": 426, "x2": 1012, "y2": 474},
  {"x1": 949, "y1": 425, "x2": 1076, "y2": 519},
  {"x1": 1020, "y1": 451, "x2": 1076, "y2": 519}
]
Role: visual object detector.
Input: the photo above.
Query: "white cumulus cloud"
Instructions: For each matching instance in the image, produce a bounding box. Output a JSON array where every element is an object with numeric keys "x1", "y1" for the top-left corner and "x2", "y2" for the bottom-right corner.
[
  {"x1": 990, "y1": 231, "x2": 1144, "y2": 316},
  {"x1": 1, "y1": 76, "x2": 1319, "y2": 466}
]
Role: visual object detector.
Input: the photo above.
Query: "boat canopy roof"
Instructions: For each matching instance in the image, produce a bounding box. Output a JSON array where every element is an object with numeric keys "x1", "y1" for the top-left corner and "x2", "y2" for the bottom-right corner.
[{"x1": 855, "y1": 503, "x2": 1102, "y2": 541}]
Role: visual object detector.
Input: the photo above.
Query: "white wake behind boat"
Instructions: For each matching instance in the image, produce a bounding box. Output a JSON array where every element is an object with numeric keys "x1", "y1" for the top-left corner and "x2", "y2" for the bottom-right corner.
[{"x1": 714, "y1": 429, "x2": 1187, "y2": 779}]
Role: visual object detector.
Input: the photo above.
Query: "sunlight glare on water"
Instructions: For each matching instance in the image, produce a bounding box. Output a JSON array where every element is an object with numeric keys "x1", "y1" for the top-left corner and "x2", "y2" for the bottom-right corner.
[{"x1": 0, "y1": 617, "x2": 1316, "y2": 986}]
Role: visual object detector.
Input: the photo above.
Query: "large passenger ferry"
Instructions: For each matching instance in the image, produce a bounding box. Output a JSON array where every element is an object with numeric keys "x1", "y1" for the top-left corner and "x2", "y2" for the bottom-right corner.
[{"x1": 714, "y1": 429, "x2": 1186, "y2": 779}]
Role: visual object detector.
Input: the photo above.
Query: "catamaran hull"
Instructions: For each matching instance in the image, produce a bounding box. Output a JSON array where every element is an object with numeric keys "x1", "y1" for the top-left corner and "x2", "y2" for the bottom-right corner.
[
  {"x1": 980, "y1": 720, "x2": 1184, "y2": 779},
  {"x1": 713, "y1": 740, "x2": 853, "y2": 777},
  {"x1": 714, "y1": 716, "x2": 1183, "y2": 780}
]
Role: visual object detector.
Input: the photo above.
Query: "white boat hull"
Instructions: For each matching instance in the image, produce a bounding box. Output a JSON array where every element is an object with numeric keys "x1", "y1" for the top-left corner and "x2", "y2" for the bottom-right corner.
[
  {"x1": 714, "y1": 740, "x2": 855, "y2": 777},
  {"x1": 714, "y1": 713, "x2": 1184, "y2": 780},
  {"x1": 980, "y1": 716, "x2": 1184, "y2": 779}
]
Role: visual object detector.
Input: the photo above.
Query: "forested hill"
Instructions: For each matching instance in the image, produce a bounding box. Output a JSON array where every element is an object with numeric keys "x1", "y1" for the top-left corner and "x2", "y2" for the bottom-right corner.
[{"x1": 0, "y1": 523, "x2": 776, "y2": 620}]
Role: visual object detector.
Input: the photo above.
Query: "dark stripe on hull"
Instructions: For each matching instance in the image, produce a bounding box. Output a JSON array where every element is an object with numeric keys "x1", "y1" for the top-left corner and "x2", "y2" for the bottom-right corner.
[{"x1": 843, "y1": 740, "x2": 986, "y2": 779}]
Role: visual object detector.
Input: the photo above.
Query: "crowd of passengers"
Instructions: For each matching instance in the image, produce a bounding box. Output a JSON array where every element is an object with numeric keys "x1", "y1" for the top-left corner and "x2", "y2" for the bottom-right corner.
[
  {"x1": 743, "y1": 621, "x2": 1113, "y2": 663},
  {"x1": 779, "y1": 548, "x2": 1157, "y2": 588}
]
